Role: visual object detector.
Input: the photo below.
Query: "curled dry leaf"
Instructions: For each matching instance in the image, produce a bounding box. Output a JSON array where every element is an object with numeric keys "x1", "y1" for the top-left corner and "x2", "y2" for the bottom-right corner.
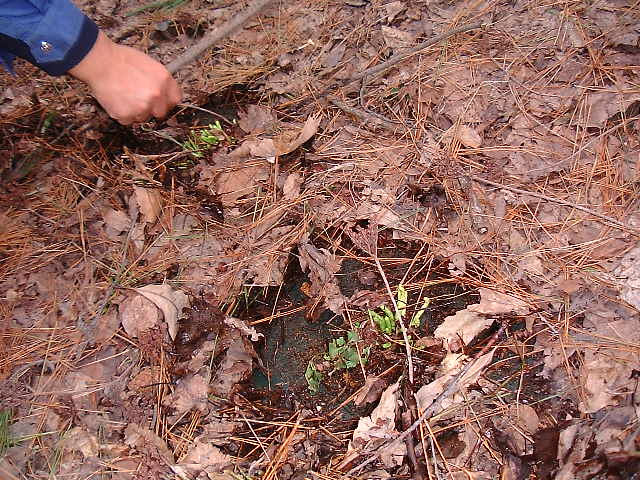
[
  {"x1": 223, "y1": 316, "x2": 264, "y2": 342},
  {"x1": 238, "y1": 104, "x2": 277, "y2": 135},
  {"x1": 442, "y1": 124, "x2": 483, "y2": 148},
  {"x1": 133, "y1": 284, "x2": 190, "y2": 341},
  {"x1": 468, "y1": 288, "x2": 530, "y2": 315},
  {"x1": 231, "y1": 114, "x2": 321, "y2": 162},
  {"x1": 124, "y1": 423, "x2": 174, "y2": 465},
  {"x1": 102, "y1": 208, "x2": 131, "y2": 237},
  {"x1": 492, "y1": 404, "x2": 540, "y2": 455},
  {"x1": 210, "y1": 337, "x2": 256, "y2": 398},
  {"x1": 283, "y1": 172, "x2": 303, "y2": 200},
  {"x1": 381, "y1": 26, "x2": 415, "y2": 49},
  {"x1": 133, "y1": 186, "x2": 162, "y2": 224},
  {"x1": 614, "y1": 246, "x2": 640, "y2": 309},
  {"x1": 353, "y1": 376, "x2": 387, "y2": 407},
  {"x1": 173, "y1": 442, "x2": 232, "y2": 478},
  {"x1": 162, "y1": 372, "x2": 210, "y2": 417},
  {"x1": 119, "y1": 294, "x2": 161, "y2": 338},
  {"x1": 415, "y1": 350, "x2": 495, "y2": 411},
  {"x1": 434, "y1": 308, "x2": 495, "y2": 347},
  {"x1": 343, "y1": 381, "x2": 406, "y2": 468}
]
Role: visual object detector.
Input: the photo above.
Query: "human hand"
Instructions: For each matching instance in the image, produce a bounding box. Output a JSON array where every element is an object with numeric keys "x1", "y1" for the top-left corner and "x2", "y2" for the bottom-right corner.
[{"x1": 68, "y1": 31, "x2": 182, "y2": 125}]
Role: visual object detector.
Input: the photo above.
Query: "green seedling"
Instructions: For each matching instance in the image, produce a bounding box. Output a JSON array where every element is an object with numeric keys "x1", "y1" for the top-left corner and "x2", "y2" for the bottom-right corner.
[
  {"x1": 369, "y1": 307, "x2": 395, "y2": 335},
  {"x1": 0, "y1": 410, "x2": 12, "y2": 456},
  {"x1": 305, "y1": 361, "x2": 322, "y2": 394},
  {"x1": 370, "y1": 285, "x2": 431, "y2": 331},
  {"x1": 306, "y1": 329, "x2": 368, "y2": 393},
  {"x1": 182, "y1": 121, "x2": 225, "y2": 158},
  {"x1": 410, "y1": 296, "x2": 431, "y2": 328}
]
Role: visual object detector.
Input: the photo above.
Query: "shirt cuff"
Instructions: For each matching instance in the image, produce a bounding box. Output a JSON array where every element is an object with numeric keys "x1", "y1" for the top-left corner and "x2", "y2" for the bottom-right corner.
[{"x1": 25, "y1": 2, "x2": 99, "y2": 76}]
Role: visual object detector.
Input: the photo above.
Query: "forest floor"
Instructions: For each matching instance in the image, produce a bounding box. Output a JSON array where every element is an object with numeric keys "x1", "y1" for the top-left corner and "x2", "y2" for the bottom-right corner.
[{"x1": 1, "y1": 0, "x2": 640, "y2": 479}]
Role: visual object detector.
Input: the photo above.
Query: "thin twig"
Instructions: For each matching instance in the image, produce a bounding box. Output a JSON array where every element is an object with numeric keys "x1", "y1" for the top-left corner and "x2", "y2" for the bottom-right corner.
[
  {"x1": 166, "y1": 0, "x2": 276, "y2": 74},
  {"x1": 307, "y1": 23, "x2": 484, "y2": 104},
  {"x1": 346, "y1": 324, "x2": 506, "y2": 475},
  {"x1": 470, "y1": 175, "x2": 640, "y2": 235}
]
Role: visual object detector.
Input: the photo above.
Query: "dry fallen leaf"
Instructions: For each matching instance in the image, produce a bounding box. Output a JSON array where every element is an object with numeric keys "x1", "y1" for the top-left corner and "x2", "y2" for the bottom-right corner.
[
  {"x1": 102, "y1": 208, "x2": 131, "y2": 237},
  {"x1": 381, "y1": 26, "x2": 415, "y2": 49},
  {"x1": 173, "y1": 442, "x2": 232, "y2": 477},
  {"x1": 353, "y1": 376, "x2": 387, "y2": 407},
  {"x1": 492, "y1": 404, "x2": 540, "y2": 455},
  {"x1": 162, "y1": 372, "x2": 210, "y2": 417},
  {"x1": 133, "y1": 284, "x2": 190, "y2": 340},
  {"x1": 210, "y1": 337, "x2": 256, "y2": 397},
  {"x1": 442, "y1": 124, "x2": 483, "y2": 148},
  {"x1": 134, "y1": 186, "x2": 162, "y2": 224},
  {"x1": 468, "y1": 288, "x2": 530, "y2": 315},
  {"x1": 119, "y1": 294, "x2": 161, "y2": 338},
  {"x1": 223, "y1": 316, "x2": 264, "y2": 342},
  {"x1": 124, "y1": 423, "x2": 174, "y2": 465},
  {"x1": 283, "y1": 172, "x2": 303, "y2": 200},
  {"x1": 415, "y1": 350, "x2": 495, "y2": 411},
  {"x1": 614, "y1": 245, "x2": 640, "y2": 309},
  {"x1": 343, "y1": 381, "x2": 406, "y2": 468},
  {"x1": 434, "y1": 308, "x2": 495, "y2": 347},
  {"x1": 231, "y1": 114, "x2": 321, "y2": 162},
  {"x1": 238, "y1": 104, "x2": 277, "y2": 135}
]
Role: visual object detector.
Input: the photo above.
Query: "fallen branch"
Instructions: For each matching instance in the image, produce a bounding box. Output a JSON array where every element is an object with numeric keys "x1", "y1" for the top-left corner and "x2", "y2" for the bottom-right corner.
[{"x1": 166, "y1": 0, "x2": 276, "y2": 74}]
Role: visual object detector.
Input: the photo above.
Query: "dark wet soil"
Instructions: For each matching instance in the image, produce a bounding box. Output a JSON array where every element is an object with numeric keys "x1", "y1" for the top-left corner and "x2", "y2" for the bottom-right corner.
[{"x1": 237, "y1": 239, "x2": 481, "y2": 415}]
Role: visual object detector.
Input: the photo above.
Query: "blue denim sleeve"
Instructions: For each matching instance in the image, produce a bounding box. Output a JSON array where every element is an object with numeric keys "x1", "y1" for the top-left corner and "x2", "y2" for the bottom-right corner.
[{"x1": 0, "y1": 0, "x2": 99, "y2": 76}]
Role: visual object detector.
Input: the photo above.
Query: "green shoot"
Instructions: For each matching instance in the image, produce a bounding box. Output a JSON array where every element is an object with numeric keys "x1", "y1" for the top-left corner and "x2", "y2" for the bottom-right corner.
[
  {"x1": 410, "y1": 297, "x2": 431, "y2": 328},
  {"x1": 397, "y1": 285, "x2": 408, "y2": 321},
  {"x1": 305, "y1": 361, "x2": 322, "y2": 394},
  {"x1": 0, "y1": 410, "x2": 12, "y2": 456}
]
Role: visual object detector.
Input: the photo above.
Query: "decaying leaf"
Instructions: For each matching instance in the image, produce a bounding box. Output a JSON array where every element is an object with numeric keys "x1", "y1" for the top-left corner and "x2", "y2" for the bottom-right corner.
[
  {"x1": 238, "y1": 104, "x2": 277, "y2": 135},
  {"x1": 133, "y1": 284, "x2": 190, "y2": 340},
  {"x1": 614, "y1": 245, "x2": 640, "y2": 309},
  {"x1": 223, "y1": 316, "x2": 263, "y2": 342},
  {"x1": 283, "y1": 172, "x2": 303, "y2": 200},
  {"x1": 468, "y1": 288, "x2": 530, "y2": 315},
  {"x1": 415, "y1": 350, "x2": 495, "y2": 411},
  {"x1": 343, "y1": 381, "x2": 406, "y2": 468},
  {"x1": 134, "y1": 186, "x2": 162, "y2": 224},
  {"x1": 210, "y1": 337, "x2": 256, "y2": 398},
  {"x1": 124, "y1": 423, "x2": 174, "y2": 465},
  {"x1": 232, "y1": 114, "x2": 321, "y2": 162},
  {"x1": 298, "y1": 238, "x2": 347, "y2": 313},
  {"x1": 492, "y1": 404, "x2": 540, "y2": 455},
  {"x1": 173, "y1": 442, "x2": 232, "y2": 478},
  {"x1": 442, "y1": 124, "x2": 483, "y2": 148},
  {"x1": 434, "y1": 308, "x2": 495, "y2": 348},
  {"x1": 102, "y1": 208, "x2": 131, "y2": 237},
  {"x1": 353, "y1": 376, "x2": 387, "y2": 406},
  {"x1": 381, "y1": 26, "x2": 414, "y2": 49},
  {"x1": 162, "y1": 372, "x2": 210, "y2": 417},
  {"x1": 119, "y1": 294, "x2": 161, "y2": 338}
]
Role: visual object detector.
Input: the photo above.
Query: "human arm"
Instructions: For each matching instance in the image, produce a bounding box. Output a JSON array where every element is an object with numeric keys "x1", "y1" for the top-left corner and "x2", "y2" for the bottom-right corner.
[{"x1": 0, "y1": 0, "x2": 181, "y2": 124}]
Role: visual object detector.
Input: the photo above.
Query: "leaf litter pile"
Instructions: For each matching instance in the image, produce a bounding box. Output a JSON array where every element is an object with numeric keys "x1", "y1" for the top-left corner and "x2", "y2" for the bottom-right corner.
[{"x1": 1, "y1": 0, "x2": 640, "y2": 479}]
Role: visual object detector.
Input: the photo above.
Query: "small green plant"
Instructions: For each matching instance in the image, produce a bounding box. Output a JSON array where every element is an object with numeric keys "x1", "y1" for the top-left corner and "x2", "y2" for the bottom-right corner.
[
  {"x1": 325, "y1": 330, "x2": 362, "y2": 371},
  {"x1": 182, "y1": 121, "x2": 224, "y2": 158},
  {"x1": 306, "y1": 329, "x2": 369, "y2": 393},
  {"x1": 0, "y1": 410, "x2": 13, "y2": 456},
  {"x1": 369, "y1": 306, "x2": 396, "y2": 334},
  {"x1": 369, "y1": 285, "x2": 431, "y2": 333},
  {"x1": 305, "y1": 361, "x2": 322, "y2": 394}
]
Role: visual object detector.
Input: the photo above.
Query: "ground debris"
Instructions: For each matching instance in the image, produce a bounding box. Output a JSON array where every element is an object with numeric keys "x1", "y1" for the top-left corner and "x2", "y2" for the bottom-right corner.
[{"x1": 2, "y1": 0, "x2": 640, "y2": 477}]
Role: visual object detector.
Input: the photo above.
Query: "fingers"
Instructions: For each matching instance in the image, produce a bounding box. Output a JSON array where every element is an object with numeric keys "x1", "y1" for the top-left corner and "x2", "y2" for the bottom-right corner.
[{"x1": 75, "y1": 37, "x2": 183, "y2": 126}]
